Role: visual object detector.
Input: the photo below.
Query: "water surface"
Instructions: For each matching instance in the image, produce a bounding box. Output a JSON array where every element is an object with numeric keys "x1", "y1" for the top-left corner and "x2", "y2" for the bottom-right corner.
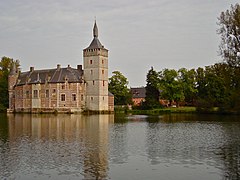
[{"x1": 0, "y1": 113, "x2": 239, "y2": 180}]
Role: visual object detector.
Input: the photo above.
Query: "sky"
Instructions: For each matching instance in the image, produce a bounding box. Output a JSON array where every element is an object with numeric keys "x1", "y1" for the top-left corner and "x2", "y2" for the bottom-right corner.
[{"x1": 0, "y1": 0, "x2": 239, "y2": 87}]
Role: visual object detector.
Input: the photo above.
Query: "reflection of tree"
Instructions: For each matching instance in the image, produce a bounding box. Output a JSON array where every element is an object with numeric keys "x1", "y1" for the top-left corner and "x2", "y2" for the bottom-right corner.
[
  {"x1": 215, "y1": 121, "x2": 240, "y2": 180},
  {"x1": 0, "y1": 113, "x2": 8, "y2": 142},
  {"x1": 2, "y1": 114, "x2": 114, "y2": 179},
  {"x1": 146, "y1": 114, "x2": 240, "y2": 179}
]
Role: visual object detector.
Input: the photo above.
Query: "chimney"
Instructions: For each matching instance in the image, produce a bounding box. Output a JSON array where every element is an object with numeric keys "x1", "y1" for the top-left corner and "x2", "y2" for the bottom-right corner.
[
  {"x1": 30, "y1": 67, "x2": 34, "y2": 72},
  {"x1": 77, "y1": 65, "x2": 82, "y2": 71},
  {"x1": 67, "y1": 64, "x2": 71, "y2": 70},
  {"x1": 57, "y1": 64, "x2": 61, "y2": 70}
]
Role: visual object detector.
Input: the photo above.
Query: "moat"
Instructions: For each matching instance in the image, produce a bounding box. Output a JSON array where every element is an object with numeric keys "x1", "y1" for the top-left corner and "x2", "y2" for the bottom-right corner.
[{"x1": 0, "y1": 113, "x2": 240, "y2": 180}]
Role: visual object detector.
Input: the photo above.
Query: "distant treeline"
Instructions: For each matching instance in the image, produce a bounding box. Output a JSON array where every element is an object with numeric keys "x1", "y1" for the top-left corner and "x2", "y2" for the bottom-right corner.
[{"x1": 142, "y1": 64, "x2": 240, "y2": 113}]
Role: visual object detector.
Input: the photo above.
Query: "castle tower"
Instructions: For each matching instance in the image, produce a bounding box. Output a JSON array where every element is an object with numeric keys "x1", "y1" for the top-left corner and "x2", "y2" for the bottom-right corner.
[
  {"x1": 8, "y1": 64, "x2": 18, "y2": 111},
  {"x1": 83, "y1": 21, "x2": 109, "y2": 111}
]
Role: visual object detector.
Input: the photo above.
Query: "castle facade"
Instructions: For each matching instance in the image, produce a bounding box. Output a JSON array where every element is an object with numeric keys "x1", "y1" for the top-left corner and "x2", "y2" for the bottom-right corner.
[{"x1": 8, "y1": 21, "x2": 114, "y2": 113}]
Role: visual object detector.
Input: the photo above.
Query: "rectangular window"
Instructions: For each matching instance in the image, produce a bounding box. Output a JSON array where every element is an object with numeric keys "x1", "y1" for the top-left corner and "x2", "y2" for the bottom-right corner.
[
  {"x1": 81, "y1": 94, "x2": 84, "y2": 101},
  {"x1": 102, "y1": 70, "x2": 104, "y2": 74},
  {"x1": 93, "y1": 81, "x2": 95, "y2": 85},
  {"x1": 46, "y1": 89, "x2": 49, "y2": 98},
  {"x1": 102, "y1": 59, "x2": 104, "y2": 64},
  {"x1": 72, "y1": 94, "x2": 76, "y2": 101},
  {"x1": 33, "y1": 90, "x2": 38, "y2": 98},
  {"x1": 62, "y1": 84, "x2": 65, "y2": 90},
  {"x1": 26, "y1": 91, "x2": 30, "y2": 98},
  {"x1": 91, "y1": 70, "x2": 93, "y2": 75},
  {"x1": 103, "y1": 81, "x2": 105, "y2": 86},
  {"x1": 61, "y1": 94, "x2": 65, "y2": 101},
  {"x1": 52, "y1": 89, "x2": 56, "y2": 93},
  {"x1": 90, "y1": 60, "x2": 93, "y2": 64}
]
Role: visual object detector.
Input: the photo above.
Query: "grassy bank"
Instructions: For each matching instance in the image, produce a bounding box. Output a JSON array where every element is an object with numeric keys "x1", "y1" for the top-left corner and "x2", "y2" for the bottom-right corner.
[{"x1": 124, "y1": 107, "x2": 197, "y2": 115}]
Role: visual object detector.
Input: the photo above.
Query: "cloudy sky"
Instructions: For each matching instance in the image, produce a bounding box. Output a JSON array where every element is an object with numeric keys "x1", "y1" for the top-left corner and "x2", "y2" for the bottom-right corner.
[{"x1": 0, "y1": 0, "x2": 239, "y2": 86}]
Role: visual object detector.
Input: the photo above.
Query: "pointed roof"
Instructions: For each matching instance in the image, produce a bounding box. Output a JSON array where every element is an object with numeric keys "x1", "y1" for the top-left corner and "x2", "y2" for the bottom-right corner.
[{"x1": 85, "y1": 20, "x2": 106, "y2": 50}]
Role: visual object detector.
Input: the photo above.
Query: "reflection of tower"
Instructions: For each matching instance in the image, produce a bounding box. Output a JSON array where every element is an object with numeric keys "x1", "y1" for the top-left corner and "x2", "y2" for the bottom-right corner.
[
  {"x1": 83, "y1": 114, "x2": 114, "y2": 179},
  {"x1": 6, "y1": 114, "x2": 114, "y2": 179},
  {"x1": 83, "y1": 21, "x2": 109, "y2": 111}
]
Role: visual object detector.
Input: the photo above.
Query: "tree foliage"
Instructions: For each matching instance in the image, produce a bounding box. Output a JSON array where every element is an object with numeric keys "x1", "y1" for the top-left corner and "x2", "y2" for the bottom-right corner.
[
  {"x1": 178, "y1": 68, "x2": 197, "y2": 105},
  {"x1": 108, "y1": 71, "x2": 132, "y2": 105},
  {"x1": 144, "y1": 67, "x2": 160, "y2": 109},
  {"x1": 159, "y1": 69, "x2": 184, "y2": 107},
  {"x1": 218, "y1": 3, "x2": 240, "y2": 67},
  {"x1": 0, "y1": 56, "x2": 20, "y2": 111}
]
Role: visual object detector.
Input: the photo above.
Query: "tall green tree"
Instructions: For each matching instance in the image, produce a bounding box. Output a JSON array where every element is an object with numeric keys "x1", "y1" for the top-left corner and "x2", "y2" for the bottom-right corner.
[
  {"x1": 144, "y1": 67, "x2": 160, "y2": 109},
  {"x1": 108, "y1": 71, "x2": 132, "y2": 105},
  {"x1": 0, "y1": 56, "x2": 20, "y2": 111},
  {"x1": 217, "y1": 3, "x2": 240, "y2": 112}
]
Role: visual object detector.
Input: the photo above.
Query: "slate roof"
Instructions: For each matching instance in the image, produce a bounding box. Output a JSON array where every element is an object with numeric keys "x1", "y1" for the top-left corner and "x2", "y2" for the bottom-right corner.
[
  {"x1": 16, "y1": 66, "x2": 84, "y2": 86},
  {"x1": 86, "y1": 37, "x2": 105, "y2": 50},
  {"x1": 130, "y1": 87, "x2": 146, "y2": 98}
]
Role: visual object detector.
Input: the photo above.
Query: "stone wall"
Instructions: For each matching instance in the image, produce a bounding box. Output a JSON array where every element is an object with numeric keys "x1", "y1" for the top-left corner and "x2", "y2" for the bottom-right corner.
[{"x1": 12, "y1": 82, "x2": 85, "y2": 113}]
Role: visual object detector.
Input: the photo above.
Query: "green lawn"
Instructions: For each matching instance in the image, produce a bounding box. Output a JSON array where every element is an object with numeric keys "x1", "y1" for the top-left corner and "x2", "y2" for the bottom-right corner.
[{"x1": 127, "y1": 106, "x2": 197, "y2": 115}]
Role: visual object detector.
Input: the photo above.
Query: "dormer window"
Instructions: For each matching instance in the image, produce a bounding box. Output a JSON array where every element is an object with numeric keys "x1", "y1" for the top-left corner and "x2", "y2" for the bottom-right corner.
[{"x1": 33, "y1": 90, "x2": 38, "y2": 98}]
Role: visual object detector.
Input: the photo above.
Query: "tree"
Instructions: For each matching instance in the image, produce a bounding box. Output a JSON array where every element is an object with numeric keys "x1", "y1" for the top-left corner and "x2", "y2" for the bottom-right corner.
[
  {"x1": 108, "y1": 71, "x2": 132, "y2": 105},
  {"x1": 0, "y1": 56, "x2": 20, "y2": 111},
  {"x1": 144, "y1": 67, "x2": 160, "y2": 109},
  {"x1": 217, "y1": 3, "x2": 240, "y2": 112},
  {"x1": 178, "y1": 68, "x2": 197, "y2": 105},
  {"x1": 196, "y1": 64, "x2": 229, "y2": 112},
  {"x1": 218, "y1": 3, "x2": 240, "y2": 67},
  {"x1": 159, "y1": 68, "x2": 184, "y2": 107}
]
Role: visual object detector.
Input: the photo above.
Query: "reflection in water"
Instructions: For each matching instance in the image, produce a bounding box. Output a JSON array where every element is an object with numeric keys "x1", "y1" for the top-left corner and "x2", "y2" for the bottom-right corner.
[
  {"x1": 2, "y1": 114, "x2": 114, "y2": 179},
  {"x1": 0, "y1": 113, "x2": 240, "y2": 180},
  {"x1": 146, "y1": 114, "x2": 240, "y2": 180}
]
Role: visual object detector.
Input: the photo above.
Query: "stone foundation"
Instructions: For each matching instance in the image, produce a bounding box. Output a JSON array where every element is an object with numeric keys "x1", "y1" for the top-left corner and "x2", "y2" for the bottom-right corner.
[{"x1": 8, "y1": 107, "x2": 83, "y2": 114}]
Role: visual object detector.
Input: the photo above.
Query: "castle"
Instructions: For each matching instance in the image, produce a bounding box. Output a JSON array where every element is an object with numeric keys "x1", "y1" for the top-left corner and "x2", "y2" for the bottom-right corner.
[{"x1": 8, "y1": 21, "x2": 114, "y2": 113}]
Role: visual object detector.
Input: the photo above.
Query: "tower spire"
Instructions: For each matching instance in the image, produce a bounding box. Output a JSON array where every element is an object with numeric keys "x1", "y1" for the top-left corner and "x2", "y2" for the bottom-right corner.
[
  {"x1": 10, "y1": 63, "x2": 17, "y2": 75},
  {"x1": 93, "y1": 20, "x2": 98, "y2": 38}
]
